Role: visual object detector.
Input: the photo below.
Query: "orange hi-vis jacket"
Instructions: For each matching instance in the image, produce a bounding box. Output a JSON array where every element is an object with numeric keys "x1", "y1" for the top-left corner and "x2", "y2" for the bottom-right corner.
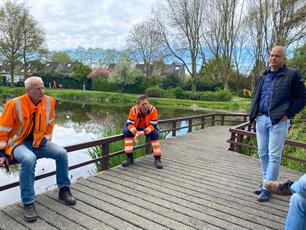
[
  {"x1": 126, "y1": 104, "x2": 158, "y2": 135},
  {"x1": 0, "y1": 93, "x2": 55, "y2": 158}
]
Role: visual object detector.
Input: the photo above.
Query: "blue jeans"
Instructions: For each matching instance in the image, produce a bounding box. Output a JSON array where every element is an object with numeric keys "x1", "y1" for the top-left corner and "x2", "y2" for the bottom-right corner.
[
  {"x1": 285, "y1": 174, "x2": 306, "y2": 230},
  {"x1": 13, "y1": 140, "x2": 71, "y2": 205},
  {"x1": 255, "y1": 115, "x2": 290, "y2": 184}
]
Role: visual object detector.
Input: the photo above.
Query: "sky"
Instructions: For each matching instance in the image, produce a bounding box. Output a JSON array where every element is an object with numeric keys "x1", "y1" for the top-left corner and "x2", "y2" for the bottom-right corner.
[{"x1": 15, "y1": 0, "x2": 157, "y2": 51}]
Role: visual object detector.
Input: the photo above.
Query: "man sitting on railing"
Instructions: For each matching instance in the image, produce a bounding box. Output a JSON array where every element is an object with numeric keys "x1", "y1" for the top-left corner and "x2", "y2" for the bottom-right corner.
[
  {"x1": 122, "y1": 95, "x2": 163, "y2": 169},
  {"x1": 249, "y1": 46, "x2": 306, "y2": 202},
  {"x1": 0, "y1": 76, "x2": 76, "y2": 222}
]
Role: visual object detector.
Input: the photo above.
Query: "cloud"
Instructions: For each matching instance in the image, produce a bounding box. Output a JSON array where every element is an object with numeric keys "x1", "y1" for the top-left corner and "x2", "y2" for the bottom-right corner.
[{"x1": 16, "y1": 0, "x2": 157, "y2": 50}]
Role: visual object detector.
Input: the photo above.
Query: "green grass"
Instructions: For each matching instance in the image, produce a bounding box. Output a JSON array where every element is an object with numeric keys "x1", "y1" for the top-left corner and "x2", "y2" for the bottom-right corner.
[{"x1": 1, "y1": 86, "x2": 250, "y2": 112}]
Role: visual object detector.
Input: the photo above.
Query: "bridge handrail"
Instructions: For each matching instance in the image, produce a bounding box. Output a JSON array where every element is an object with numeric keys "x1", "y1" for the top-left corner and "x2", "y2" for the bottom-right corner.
[{"x1": 227, "y1": 121, "x2": 306, "y2": 164}]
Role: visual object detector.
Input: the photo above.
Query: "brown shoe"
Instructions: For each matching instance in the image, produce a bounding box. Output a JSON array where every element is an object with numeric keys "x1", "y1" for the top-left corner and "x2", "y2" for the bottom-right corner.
[{"x1": 264, "y1": 180, "x2": 294, "y2": 195}]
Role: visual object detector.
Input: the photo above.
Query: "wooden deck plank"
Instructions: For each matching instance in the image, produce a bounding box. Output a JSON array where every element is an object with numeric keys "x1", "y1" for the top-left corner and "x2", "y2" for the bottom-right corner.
[
  {"x1": 77, "y1": 177, "x2": 213, "y2": 230},
  {"x1": 37, "y1": 193, "x2": 113, "y2": 230},
  {"x1": 72, "y1": 182, "x2": 196, "y2": 230},
  {"x1": 0, "y1": 210, "x2": 28, "y2": 230},
  {"x1": 2, "y1": 204, "x2": 57, "y2": 230},
  {"x1": 94, "y1": 172, "x2": 247, "y2": 230},
  {"x1": 0, "y1": 126, "x2": 303, "y2": 230}
]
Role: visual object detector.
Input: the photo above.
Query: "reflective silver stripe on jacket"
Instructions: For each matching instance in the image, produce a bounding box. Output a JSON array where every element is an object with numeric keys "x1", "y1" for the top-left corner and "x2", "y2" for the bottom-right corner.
[
  {"x1": 150, "y1": 120, "x2": 158, "y2": 125},
  {"x1": 14, "y1": 98, "x2": 23, "y2": 136},
  {"x1": 7, "y1": 98, "x2": 23, "y2": 147},
  {"x1": 127, "y1": 119, "x2": 135, "y2": 124},
  {"x1": 0, "y1": 141, "x2": 7, "y2": 147},
  {"x1": 45, "y1": 96, "x2": 51, "y2": 126},
  {"x1": 0, "y1": 126, "x2": 12, "y2": 132}
]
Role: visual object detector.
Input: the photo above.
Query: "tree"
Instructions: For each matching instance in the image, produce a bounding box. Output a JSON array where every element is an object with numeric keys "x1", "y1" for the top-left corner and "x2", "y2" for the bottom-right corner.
[
  {"x1": 0, "y1": 0, "x2": 44, "y2": 86},
  {"x1": 72, "y1": 63, "x2": 91, "y2": 82},
  {"x1": 287, "y1": 44, "x2": 306, "y2": 80},
  {"x1": 245, "y1": 0, "x2": 306, "y2": 77},
  {"x1": 127, "y1": 19, "x2": 164, "y2": 77},
  {"x1": 21, "y1": 11, "x2": 44, "y2": 76},
  {"x1": 202, "y1": 0, "x2": 245, "y2": 90},
  {"x1": 101, "y1": 49, "x2": 119, "y2": 67},
  {"x1": 108, "y1": 58, "x2": 143, "y2": 91},
  {"x1": 153, "y1": 0, "x2": 204, "y2": 91},
  {"x1": 89, "y1": 67, "x2": 111, "y2": 80},
  {"x1": 51, "y1": 51, "x2": 71, "y2": 64}
]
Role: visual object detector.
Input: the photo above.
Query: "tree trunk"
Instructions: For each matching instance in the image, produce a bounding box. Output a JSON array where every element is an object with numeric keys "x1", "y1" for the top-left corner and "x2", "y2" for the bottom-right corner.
[
  {"x1": 10, "y1": 62, "x2": 15, "y2": 87},
  {"x1": 191, "y1": 56, "x2": 197, "y2": 92}
]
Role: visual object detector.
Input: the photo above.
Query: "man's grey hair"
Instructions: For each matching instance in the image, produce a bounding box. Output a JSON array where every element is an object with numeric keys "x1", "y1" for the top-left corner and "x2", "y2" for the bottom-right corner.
[{"x1": 24, "y1": 76, "x2": 43, "y2": 90}]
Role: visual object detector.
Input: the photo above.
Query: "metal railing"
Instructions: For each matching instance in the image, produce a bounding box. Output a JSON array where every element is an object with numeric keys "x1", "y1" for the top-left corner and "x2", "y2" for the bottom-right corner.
[{"x1": 0, "y1": 113, "x2": 248, "y2": 192}]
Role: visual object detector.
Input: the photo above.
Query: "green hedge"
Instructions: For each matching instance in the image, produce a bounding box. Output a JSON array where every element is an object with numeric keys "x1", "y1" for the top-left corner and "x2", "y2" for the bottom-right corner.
[
  {"x1": 34, "y1": 72, "x2": 92, "y2": 89},
  {"x1": 92, "y1": 79, "x2": 121, "y2": 92}
]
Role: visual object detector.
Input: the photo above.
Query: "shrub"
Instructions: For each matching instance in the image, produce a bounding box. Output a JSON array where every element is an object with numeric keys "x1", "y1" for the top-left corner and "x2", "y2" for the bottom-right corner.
[
  {"x1": 187, "y1": 91, "x2": 202, "y2": 100},
  {"x1": 200, "y1": 90, "x2": 232, "y2": 101},
  {"x1": 160, "y1": 73, "x2": 181, "y2": 89},
  {"x1": 172, "y1": 87, "x2": 186, "y2": 99},
  {"x1": 145, "y1": 87, "x2": 163, "y2": 97},
  {"x1": 92, "y1": 79, "x2": 120, "y2": 92}
]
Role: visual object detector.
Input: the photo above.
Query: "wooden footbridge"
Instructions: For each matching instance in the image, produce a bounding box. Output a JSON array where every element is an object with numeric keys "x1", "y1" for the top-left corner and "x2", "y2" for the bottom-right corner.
[{"x1": 0, "y1": 114, "x2": 305, "y2": 230}]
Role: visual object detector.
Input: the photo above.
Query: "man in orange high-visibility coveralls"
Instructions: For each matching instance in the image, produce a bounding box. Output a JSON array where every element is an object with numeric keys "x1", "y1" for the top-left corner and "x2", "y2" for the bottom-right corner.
[{"x1": 122, "y1": 95, "x2": 163, "y2": 169}]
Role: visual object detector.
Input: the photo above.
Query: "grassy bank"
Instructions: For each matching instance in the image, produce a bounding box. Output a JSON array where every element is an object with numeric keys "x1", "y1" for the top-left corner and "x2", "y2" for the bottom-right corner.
[{"x1": 1, "y1": 86, "x2": 250, "y2": 112}]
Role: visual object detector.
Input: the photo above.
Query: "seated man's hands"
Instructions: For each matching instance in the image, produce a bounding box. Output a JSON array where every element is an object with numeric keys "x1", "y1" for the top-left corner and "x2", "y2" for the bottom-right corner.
[
  {"x1": 134, "y1": 131, "x2": 145, "y2": 143},
  {"x1": 0, "y1": 156, "x2": 9, "y2": 171}
]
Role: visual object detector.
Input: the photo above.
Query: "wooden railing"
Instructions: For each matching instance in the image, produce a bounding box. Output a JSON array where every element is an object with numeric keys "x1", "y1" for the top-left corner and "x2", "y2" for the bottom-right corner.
[
  {"x1": 0, "y1": 113, "x2": 247, "y2": 192},
  {"x1": 228, "y1": 121, "x2": 306, "y2": 164}
]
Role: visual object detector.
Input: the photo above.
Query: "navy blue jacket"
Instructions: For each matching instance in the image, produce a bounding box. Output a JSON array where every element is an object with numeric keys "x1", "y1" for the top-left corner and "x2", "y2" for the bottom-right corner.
[{"x1": 249, "y1": 65, "x2": 305, "y2": 124}]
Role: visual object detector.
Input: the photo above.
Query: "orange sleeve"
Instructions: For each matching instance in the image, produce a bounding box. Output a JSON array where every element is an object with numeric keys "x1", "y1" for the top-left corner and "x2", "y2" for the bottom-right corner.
[
  {"x1": 0, "y1": 100, "x2": 17, "y2": 150},
  {"x1": 144, "y1": 106, "x2": 158, "y2": 134},
  {"x1": 127, "y1": 107, "x2": 137, "y2": 135}
]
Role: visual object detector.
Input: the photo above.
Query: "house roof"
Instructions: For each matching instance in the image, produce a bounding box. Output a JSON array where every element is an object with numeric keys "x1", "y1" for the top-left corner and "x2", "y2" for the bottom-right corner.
[
  {"x1": 45, "y1": 61, "x2": 61, "y2": 72},
  {"x1": 61, "y1": 61, "x2": 81, "y2": 73}
]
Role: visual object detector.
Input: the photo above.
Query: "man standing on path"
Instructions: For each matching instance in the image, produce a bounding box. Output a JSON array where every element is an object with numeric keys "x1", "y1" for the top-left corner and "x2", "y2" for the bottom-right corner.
[
  {"x1": 0, "y1": 76, "x2": 76, "y2": 222},
  {"x1": 249, "y1": 46, "x2": 305, "y2": 202}
]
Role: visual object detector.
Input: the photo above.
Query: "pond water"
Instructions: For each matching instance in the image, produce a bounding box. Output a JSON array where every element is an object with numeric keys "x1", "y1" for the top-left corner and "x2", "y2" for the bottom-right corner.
[{"x1": 0, "y1": 96, "x2": 209, "y2": 207}]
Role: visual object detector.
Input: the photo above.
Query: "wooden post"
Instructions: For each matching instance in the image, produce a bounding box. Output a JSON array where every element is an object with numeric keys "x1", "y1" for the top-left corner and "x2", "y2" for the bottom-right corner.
[
  {"x1": 235, "y1": 134, "x2": 243, "y2": 153},
  {"x1": 243, "y1": 115, "x2": 247, "y2": 122},
  {"x1": 145, "y1": 136, "x2": 151, "y2": 155},
  {"x1": 211, "y1": 115, "x2": 215, "y2": 126},
  {"x1": 188, "y1": 119, "x2": 192, "y2": 132},
  {"x1": 221, "y1": 115, "x2": 225, "y2": 126},
  {"x1": 201, "y1": 116, "x2": 205, "y2": 129},
  {"x1": 229, "y1": 132, "x2": 236, "y2": 151},
  {"x1": 172, "y1": 121, "x2": 176, "y2": 137},
  {"x1": 101, "y1": 143, "x2": 109, "y2": 171}
]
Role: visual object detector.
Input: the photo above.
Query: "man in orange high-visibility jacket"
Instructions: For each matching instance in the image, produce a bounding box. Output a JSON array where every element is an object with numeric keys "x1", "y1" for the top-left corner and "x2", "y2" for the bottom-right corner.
[
  {"x1": 0, "y1": 77, "x2": 76, "y2": 222},
  {"x1": 122, "y1": 95, "x2": 163, "y2": 169}
]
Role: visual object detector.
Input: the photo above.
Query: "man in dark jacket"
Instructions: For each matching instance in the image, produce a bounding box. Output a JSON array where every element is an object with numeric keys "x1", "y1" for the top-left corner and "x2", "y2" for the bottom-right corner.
[{"x1": 249, "y1": 46, "x2": 305, "y2": 202}]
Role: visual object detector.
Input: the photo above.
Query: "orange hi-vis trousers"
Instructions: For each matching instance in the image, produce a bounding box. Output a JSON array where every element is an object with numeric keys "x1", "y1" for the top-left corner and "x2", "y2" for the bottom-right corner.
[{"x1": 123, "y1": 126, "x2": 161, "y2": 157}]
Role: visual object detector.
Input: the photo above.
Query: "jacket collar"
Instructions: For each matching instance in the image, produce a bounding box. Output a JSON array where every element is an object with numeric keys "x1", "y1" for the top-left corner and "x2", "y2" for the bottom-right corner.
[
  {"x1": 263, "y1": 64, "x2": 287, "y2": 77},
  {"x1": 24, "y1": 93, "x2": 44, "y2": 112}
]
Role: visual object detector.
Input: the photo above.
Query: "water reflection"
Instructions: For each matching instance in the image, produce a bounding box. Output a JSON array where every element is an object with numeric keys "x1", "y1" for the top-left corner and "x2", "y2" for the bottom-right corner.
[{"x1": 0, "y1": 97, "x2": 207, "y2": 206}]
